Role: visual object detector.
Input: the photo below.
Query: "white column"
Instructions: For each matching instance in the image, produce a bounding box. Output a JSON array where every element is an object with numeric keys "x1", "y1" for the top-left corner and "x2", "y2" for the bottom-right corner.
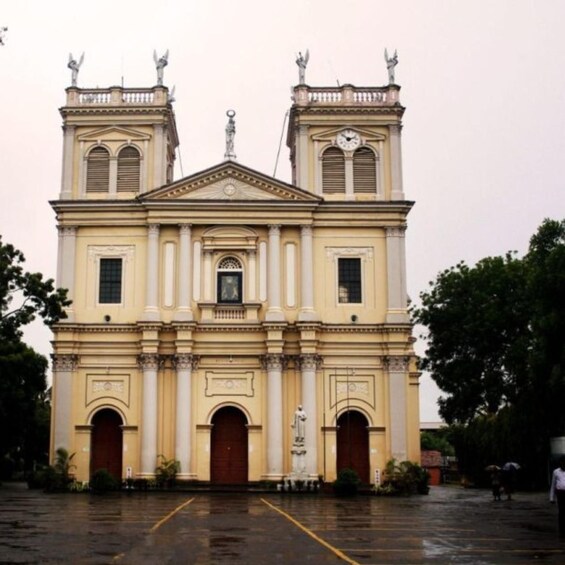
[
  {"x1": 344, "y1": 155, "x2": 354, "y2": 200},
  {"x1": 59, "y1": 125, "x2": 75, "y2": 199},
  {"x1": 193, "y1": 241, "x2": 201, "y2": 301},
  {"x1": 153, "y1": 124, "x2": 165, "y2": 189},
  {"x1": 59, "y1": 226, "x2": 76, "y2": 322},
  {"x1": 108, "y1": 156, "x2": 118, "y2": 196},
  {"x1": 139, "y1": 354, "x2": 159, "y2": 476},
  {"x1": 390, "y1": 124, "x2": 405, "y2": 200},
  {"x1": 174, "y1": 354, "x2": 194, "y2": 478},
  {"x1": 297, "y1": 124, "x2": 309, "y2": 190},
  {"x1": 264, "y1": 354, "x2": 284, "y2": 478},
  {"x1": 298, "y1": 225, "x2": 317, "y2": 321},
  {"x1": 300, "y1": 354, "x2": 319, "y2": 477},
  {"x1": 385, "y1": 226, "x2": 409, "y2": 323},
  {"x1": 174, "y1": 224, "x2": 193, "y2": 321},
  {"x1": 203, "y1": 250, "x2": 213, "y2": 301},
  {"x1": 247, "y1": 250, "x2": 257, "y2": 301},
  {"x1": 385, "y1": 356, "x2": 408, "y2": 462},
  {"x1": 266, "y1": 225, "x2": 284, "y2": 321},
  {"x1": 52, "y1": 355, "x2": 77, "y2": 453},
  {"x1": 142, "y1": 224, "x2": 160, "y2": 321},
  {"x1": 377, "y1": 140, "x2": 385, "y2": 200}
]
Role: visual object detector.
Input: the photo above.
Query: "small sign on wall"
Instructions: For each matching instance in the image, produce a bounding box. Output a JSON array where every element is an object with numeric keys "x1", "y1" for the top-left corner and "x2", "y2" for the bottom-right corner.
[{"x1": 374, "y1": 468, "x2": 381, "y2": 486}]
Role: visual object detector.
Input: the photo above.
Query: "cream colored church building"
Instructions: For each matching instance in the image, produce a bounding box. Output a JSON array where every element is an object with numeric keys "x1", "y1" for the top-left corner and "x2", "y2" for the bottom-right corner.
[{"x1": 50, "y1": 63, "x2": 420, "y2": 484}]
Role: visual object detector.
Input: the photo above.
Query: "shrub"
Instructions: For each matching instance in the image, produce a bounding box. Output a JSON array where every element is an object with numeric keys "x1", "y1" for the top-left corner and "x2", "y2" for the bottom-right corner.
[
  {"x1": 382, "y1": 459, "x2": 430, "y2": 495},
  {"x1": 90, "y1": 469, "x2": 119, "y2": 493},
  {"x1": 333, "y1": 468, "x2": 361, "y2": 496},
  {"x1": 155, "y1": 455, "x2": 180, "y2": 488}
]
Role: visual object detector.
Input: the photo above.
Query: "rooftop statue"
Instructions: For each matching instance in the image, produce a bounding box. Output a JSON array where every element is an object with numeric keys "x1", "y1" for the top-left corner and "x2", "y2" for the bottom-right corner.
[
  {"x1": 153, "y1": 49, "x2": 169, "y2": 85},
  {"x1": 384, "y1": 48, "x2": 398, "y2": 84},
  {"x1": 67, "y1": 52, "x2": 84, "y2": 87},
  {"x1": 224, "y1": 109, "x2": 236, "y2": 160},
  {"x1": 295, "y1": 49, "x2": 309, "y2": 84},
  {"x1": 0, "y1": 27, "x2": 7, "y2": 46}
]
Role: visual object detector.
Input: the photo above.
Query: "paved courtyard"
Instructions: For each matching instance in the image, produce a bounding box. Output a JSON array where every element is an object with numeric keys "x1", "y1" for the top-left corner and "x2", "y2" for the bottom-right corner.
[{"x1": 0, "y1": 482, "x2": 564, "y2": 564}]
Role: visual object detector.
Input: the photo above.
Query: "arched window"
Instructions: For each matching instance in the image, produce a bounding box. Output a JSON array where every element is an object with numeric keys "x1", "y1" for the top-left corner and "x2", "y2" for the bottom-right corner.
[
  {"x1": 117, "y1": 146, "x2": 141, "y2": 192},
  {"x1": 217, "y1": 256, "x2": 243, "y2": 304},
  {"x1": 322, "y1": 147, "x2": 345, "y2": 194},
  {"x1": 353, "y1": 147, "x2": 377, "y2": 193},
  {"x1": 86, "y1": 146, "x2": 110, "y2": 192}
]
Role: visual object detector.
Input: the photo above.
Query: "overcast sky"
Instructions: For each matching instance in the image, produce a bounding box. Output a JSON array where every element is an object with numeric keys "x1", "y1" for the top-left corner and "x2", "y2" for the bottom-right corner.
[{"x1": 1, "y1": 0, "x2": 564, "y2": 421}]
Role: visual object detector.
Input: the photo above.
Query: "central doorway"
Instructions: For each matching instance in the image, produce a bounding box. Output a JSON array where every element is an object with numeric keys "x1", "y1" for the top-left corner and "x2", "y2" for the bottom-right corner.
[
  {"x1": 90, "y1": 408, "x2": 123, "y2": 481},
  {"x1": 210, "y1": 406, "x2": 248, "y2": 484},
  {"x1": 336, "y1": 410, "x2": 370, "y2": 484}
]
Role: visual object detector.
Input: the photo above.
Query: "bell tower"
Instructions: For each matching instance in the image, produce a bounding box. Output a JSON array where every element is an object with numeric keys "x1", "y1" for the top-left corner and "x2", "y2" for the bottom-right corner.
[
  {"x1": 58, "y1": 85, "x2": 179, "y2": 200},
  {"x1": 287, "y1": 83, "x2": 404, "y2": 201}
]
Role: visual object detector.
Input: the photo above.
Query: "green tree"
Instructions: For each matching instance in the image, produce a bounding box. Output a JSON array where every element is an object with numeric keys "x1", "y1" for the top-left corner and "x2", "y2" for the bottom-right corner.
[
  {"x1": 413, "y1": 219, "x2": 565, "y2": 487},
  {"x1": 413, "y1": 253, "x2": 530, "y2": 423},
  {"x1": 0, "y1": 236, "x2": 70, "y2": 477}
]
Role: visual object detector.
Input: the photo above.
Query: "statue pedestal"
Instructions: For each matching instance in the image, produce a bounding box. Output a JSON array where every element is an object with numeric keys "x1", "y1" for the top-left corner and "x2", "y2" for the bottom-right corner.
[{"x1": 280, "y1": 442, "x2": 318, "y2": 492}]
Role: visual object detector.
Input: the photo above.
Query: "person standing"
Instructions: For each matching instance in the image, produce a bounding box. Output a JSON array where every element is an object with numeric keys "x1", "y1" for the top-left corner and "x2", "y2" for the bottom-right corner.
[{"x1": 550, "y1": 455, "x2": 565, "y2": 536}]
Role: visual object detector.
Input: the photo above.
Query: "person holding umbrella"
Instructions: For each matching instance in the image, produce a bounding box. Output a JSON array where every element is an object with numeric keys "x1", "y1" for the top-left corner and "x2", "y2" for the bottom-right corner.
[
  {"x1": 501, "y1": 462, "x2": 520, "y2": 500},
  {"x1": 549, "y1": 455, "x2": 565, "y2": 536}
]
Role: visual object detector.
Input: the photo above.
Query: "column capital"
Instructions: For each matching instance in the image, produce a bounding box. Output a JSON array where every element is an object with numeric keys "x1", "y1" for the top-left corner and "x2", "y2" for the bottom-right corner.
[
  {"x1": 179, "y1": 223, "x2": 192, "y2": 234},
  {"x1": 268, "y1": 224, "x2": 281, "y2": 234},
  {"x1": 296, "y1": 354, "x2": 322, "y2": 371},
  {"x1": 147, "y1": 224, "x2": 160, "y2": 235},
  {"x1": 261, "y1": 354, "x2": 287, "y2": 371},
  {"x1": 384, "y1": 355, "x2": 410, "y2": 373},
  {"x1": 137, "y1": 353, "x2": 163, "y2": 371},
  {"x1": 300, "y1": 224, "x2": 313, "y2": 236},
  {"x1": 58, "y1": 226, "x2": 77, "y2": 237},
  {"x1": 52, "y1": 354, "x2": 78, "y2": 371},
  {"x1": 385, "y1": 226, "x2": 406, "y2": 238},
  {"x1": 173, "y1": 353, "x2": 200, "y2": 371}
]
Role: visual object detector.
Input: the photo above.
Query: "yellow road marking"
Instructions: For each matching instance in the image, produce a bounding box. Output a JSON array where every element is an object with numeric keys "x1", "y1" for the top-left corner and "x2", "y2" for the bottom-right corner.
[
  {"x1": 261, "y1": 498, "x2": 359, "y2": 565},
  {"x1": 149, "y1": 497, "x2": 195, "y2": 533}
]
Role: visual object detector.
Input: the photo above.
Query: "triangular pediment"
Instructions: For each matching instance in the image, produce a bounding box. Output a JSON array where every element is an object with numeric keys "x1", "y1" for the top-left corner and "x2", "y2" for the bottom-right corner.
[
  {"x1": 78, "y1": 125, "x2": 151, "y2": 142},
  {"x1": 143, "y1": 161, "x2": 321, "y2": 202}
]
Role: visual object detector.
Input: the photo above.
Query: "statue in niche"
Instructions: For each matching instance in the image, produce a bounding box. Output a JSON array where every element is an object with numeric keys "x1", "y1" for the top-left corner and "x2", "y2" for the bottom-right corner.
[
  {"x1": 295, "y1": 49, "x2": 309, "y2": 84},
  {"x1": 292, "y1": 405, "x2": 307, "y2": 445},
  {"x1": 153, "y1": 49, "x2": 169, "y2": 85},
  {"x1": 68, "y1": 52, "x2": 84, "y2": 86},
  {"x1": 384, "y1": 48, "x2": 398, "y2": 84}
]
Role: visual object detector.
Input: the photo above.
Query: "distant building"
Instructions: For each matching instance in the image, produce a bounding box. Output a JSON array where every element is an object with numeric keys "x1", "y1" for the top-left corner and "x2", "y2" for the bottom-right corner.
[{"x1": 50, "y1": 74, "x2": 419, "y2": 484}]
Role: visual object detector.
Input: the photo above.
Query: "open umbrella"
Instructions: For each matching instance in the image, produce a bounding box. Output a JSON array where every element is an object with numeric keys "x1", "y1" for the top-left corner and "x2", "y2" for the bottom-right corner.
[
  {"x1": 502, "y1": 462, "x2": 520, "y2": 471},
  {"x1": 485, "y1": 465, "x2": 501, "y2": 472}
]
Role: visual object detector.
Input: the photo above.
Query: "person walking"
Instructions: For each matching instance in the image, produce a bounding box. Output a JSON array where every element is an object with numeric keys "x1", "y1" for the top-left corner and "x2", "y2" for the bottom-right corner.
[{"x1": 549, "y1": 455, "x2": 565, "y2": 536}]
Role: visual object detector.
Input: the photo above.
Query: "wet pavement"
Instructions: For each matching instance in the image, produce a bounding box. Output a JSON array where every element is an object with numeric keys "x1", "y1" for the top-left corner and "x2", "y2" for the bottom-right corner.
[{"x1": 0, "y1": 482, "x2": 564, "y2": 564}]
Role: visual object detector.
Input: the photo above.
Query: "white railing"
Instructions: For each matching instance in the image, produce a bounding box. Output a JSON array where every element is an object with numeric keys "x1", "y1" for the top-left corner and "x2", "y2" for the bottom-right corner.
[
  {"x1": 215, "y1": 307, "x2": 246, "y2": 320},
  {"x1": 70, "y1": 87, "x2": 164, "y2": 107},
  {"x1": 295, "y1": 85, "x2": 397, "y2": 107}
]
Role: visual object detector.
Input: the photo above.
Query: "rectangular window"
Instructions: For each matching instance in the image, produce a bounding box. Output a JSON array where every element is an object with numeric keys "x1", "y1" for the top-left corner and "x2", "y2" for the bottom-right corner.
[
  {"x1": 99, "y1": 258, "x2": 123, "y2": 304},
  {"x1": 217, "y1": 272, "x2": 242, "y2": 304},
  {"x1": 338, "y1": 258, "x2": 361, "y2": 303}
]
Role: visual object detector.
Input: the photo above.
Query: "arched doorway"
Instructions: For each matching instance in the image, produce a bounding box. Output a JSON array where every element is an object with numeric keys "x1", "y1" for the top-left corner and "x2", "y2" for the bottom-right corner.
[
  {"x1": 210, "y1": 406, "x2": 248, "y2": 484},
  {"x1": 90, "y1": 408, "x2": 123, "y2": 481},
  {"x1": 336, "y1": 410, "x2": 370, "y2": 484}
]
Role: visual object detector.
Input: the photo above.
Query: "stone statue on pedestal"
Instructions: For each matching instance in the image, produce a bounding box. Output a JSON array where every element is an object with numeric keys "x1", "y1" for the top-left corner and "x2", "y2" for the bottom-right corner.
[
  {"x1": 224, "y1": 110, "x2": 237, "y2": 160},
  {"x1": 295, "y1": 50, "x2": 309, "y2": 84},
  {"x1": 384, "y1": 48, "x2": 398, "y2": 84},
  {"x1": 292, "y1": 405, "x2": 307, "y2": 445},
  {"x1": 68, "y1": 52, "x2": 84, "y2": 87},
  {"x1": 153, "y1": 49, "x2": 169, "y2": 85}
]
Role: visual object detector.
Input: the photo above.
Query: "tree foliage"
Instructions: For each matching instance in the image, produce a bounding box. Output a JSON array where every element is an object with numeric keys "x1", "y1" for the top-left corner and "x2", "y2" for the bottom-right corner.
[
  {"x1": 413, "y1": 219, "x2": 565, "y2": 487},
  {"x1": 0, "y1": 236, "x2": 70, "y2": 476}
]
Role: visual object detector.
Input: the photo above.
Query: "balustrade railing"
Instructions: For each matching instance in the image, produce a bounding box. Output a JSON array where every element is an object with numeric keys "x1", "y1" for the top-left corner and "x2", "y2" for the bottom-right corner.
[
  {"x1": 294, "y1": 84, "x2": 399, "y2": 107},
  {"x1": 68, "y1": 86, "x2": 168, "y2": 107}
]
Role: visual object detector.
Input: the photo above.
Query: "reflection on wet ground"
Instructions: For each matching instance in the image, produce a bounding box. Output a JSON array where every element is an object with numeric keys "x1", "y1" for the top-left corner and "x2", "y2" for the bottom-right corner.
[{"x1": 0, "y1": 482, "x2": 564, "y2": 564}]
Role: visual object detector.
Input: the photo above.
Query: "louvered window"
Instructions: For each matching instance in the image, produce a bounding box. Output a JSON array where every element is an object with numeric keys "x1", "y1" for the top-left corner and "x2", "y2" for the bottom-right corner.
[
  {"x1": 117, "y1": 146, "x2": 141, "y2": 192},
  {"x1": 353, "y1": 147, "x2": 377, "y2": 193},
  {"x1": 86, "y1": 147, "x2": 110, "y2": 192},
  {"x1": 322, "y1": 147, "x2": 345, "y2": 194}
]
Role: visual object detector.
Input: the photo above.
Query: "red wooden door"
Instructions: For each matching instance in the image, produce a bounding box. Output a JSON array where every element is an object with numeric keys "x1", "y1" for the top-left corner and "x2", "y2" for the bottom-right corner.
[
  {"x1": 336, "y1": 411, "x2": 370, "y2": 483},
  {"x1": 210, "y1": 407, "x2": 248, "y2": 484},
  {"x1": 90, "y1": 409, "x2": 123, "y2": 480}
]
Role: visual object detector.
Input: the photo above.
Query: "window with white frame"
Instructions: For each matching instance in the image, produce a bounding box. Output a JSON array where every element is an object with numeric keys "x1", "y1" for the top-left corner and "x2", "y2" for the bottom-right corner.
[
  {"x1": 217, "y1": 256, "x2": 243, "y2": 304},
  {"x1": 338, "y1": 257, "x2": 362, "y2": 303},
  {"x1": 99, "y1": 258, "x2": 123, "y2": 303}
]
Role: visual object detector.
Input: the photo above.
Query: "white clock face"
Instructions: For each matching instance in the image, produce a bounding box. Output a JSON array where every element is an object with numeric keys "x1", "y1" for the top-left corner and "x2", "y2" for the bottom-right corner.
[{"x1": 336, "y1": 129, "x2": 361, "y2": 150}]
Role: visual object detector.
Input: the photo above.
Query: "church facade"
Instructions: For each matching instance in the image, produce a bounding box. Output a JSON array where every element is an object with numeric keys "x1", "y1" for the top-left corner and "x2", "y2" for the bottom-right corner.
[{"x1": 50, "y1": 73, "x2": 419, "y2": 484}]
